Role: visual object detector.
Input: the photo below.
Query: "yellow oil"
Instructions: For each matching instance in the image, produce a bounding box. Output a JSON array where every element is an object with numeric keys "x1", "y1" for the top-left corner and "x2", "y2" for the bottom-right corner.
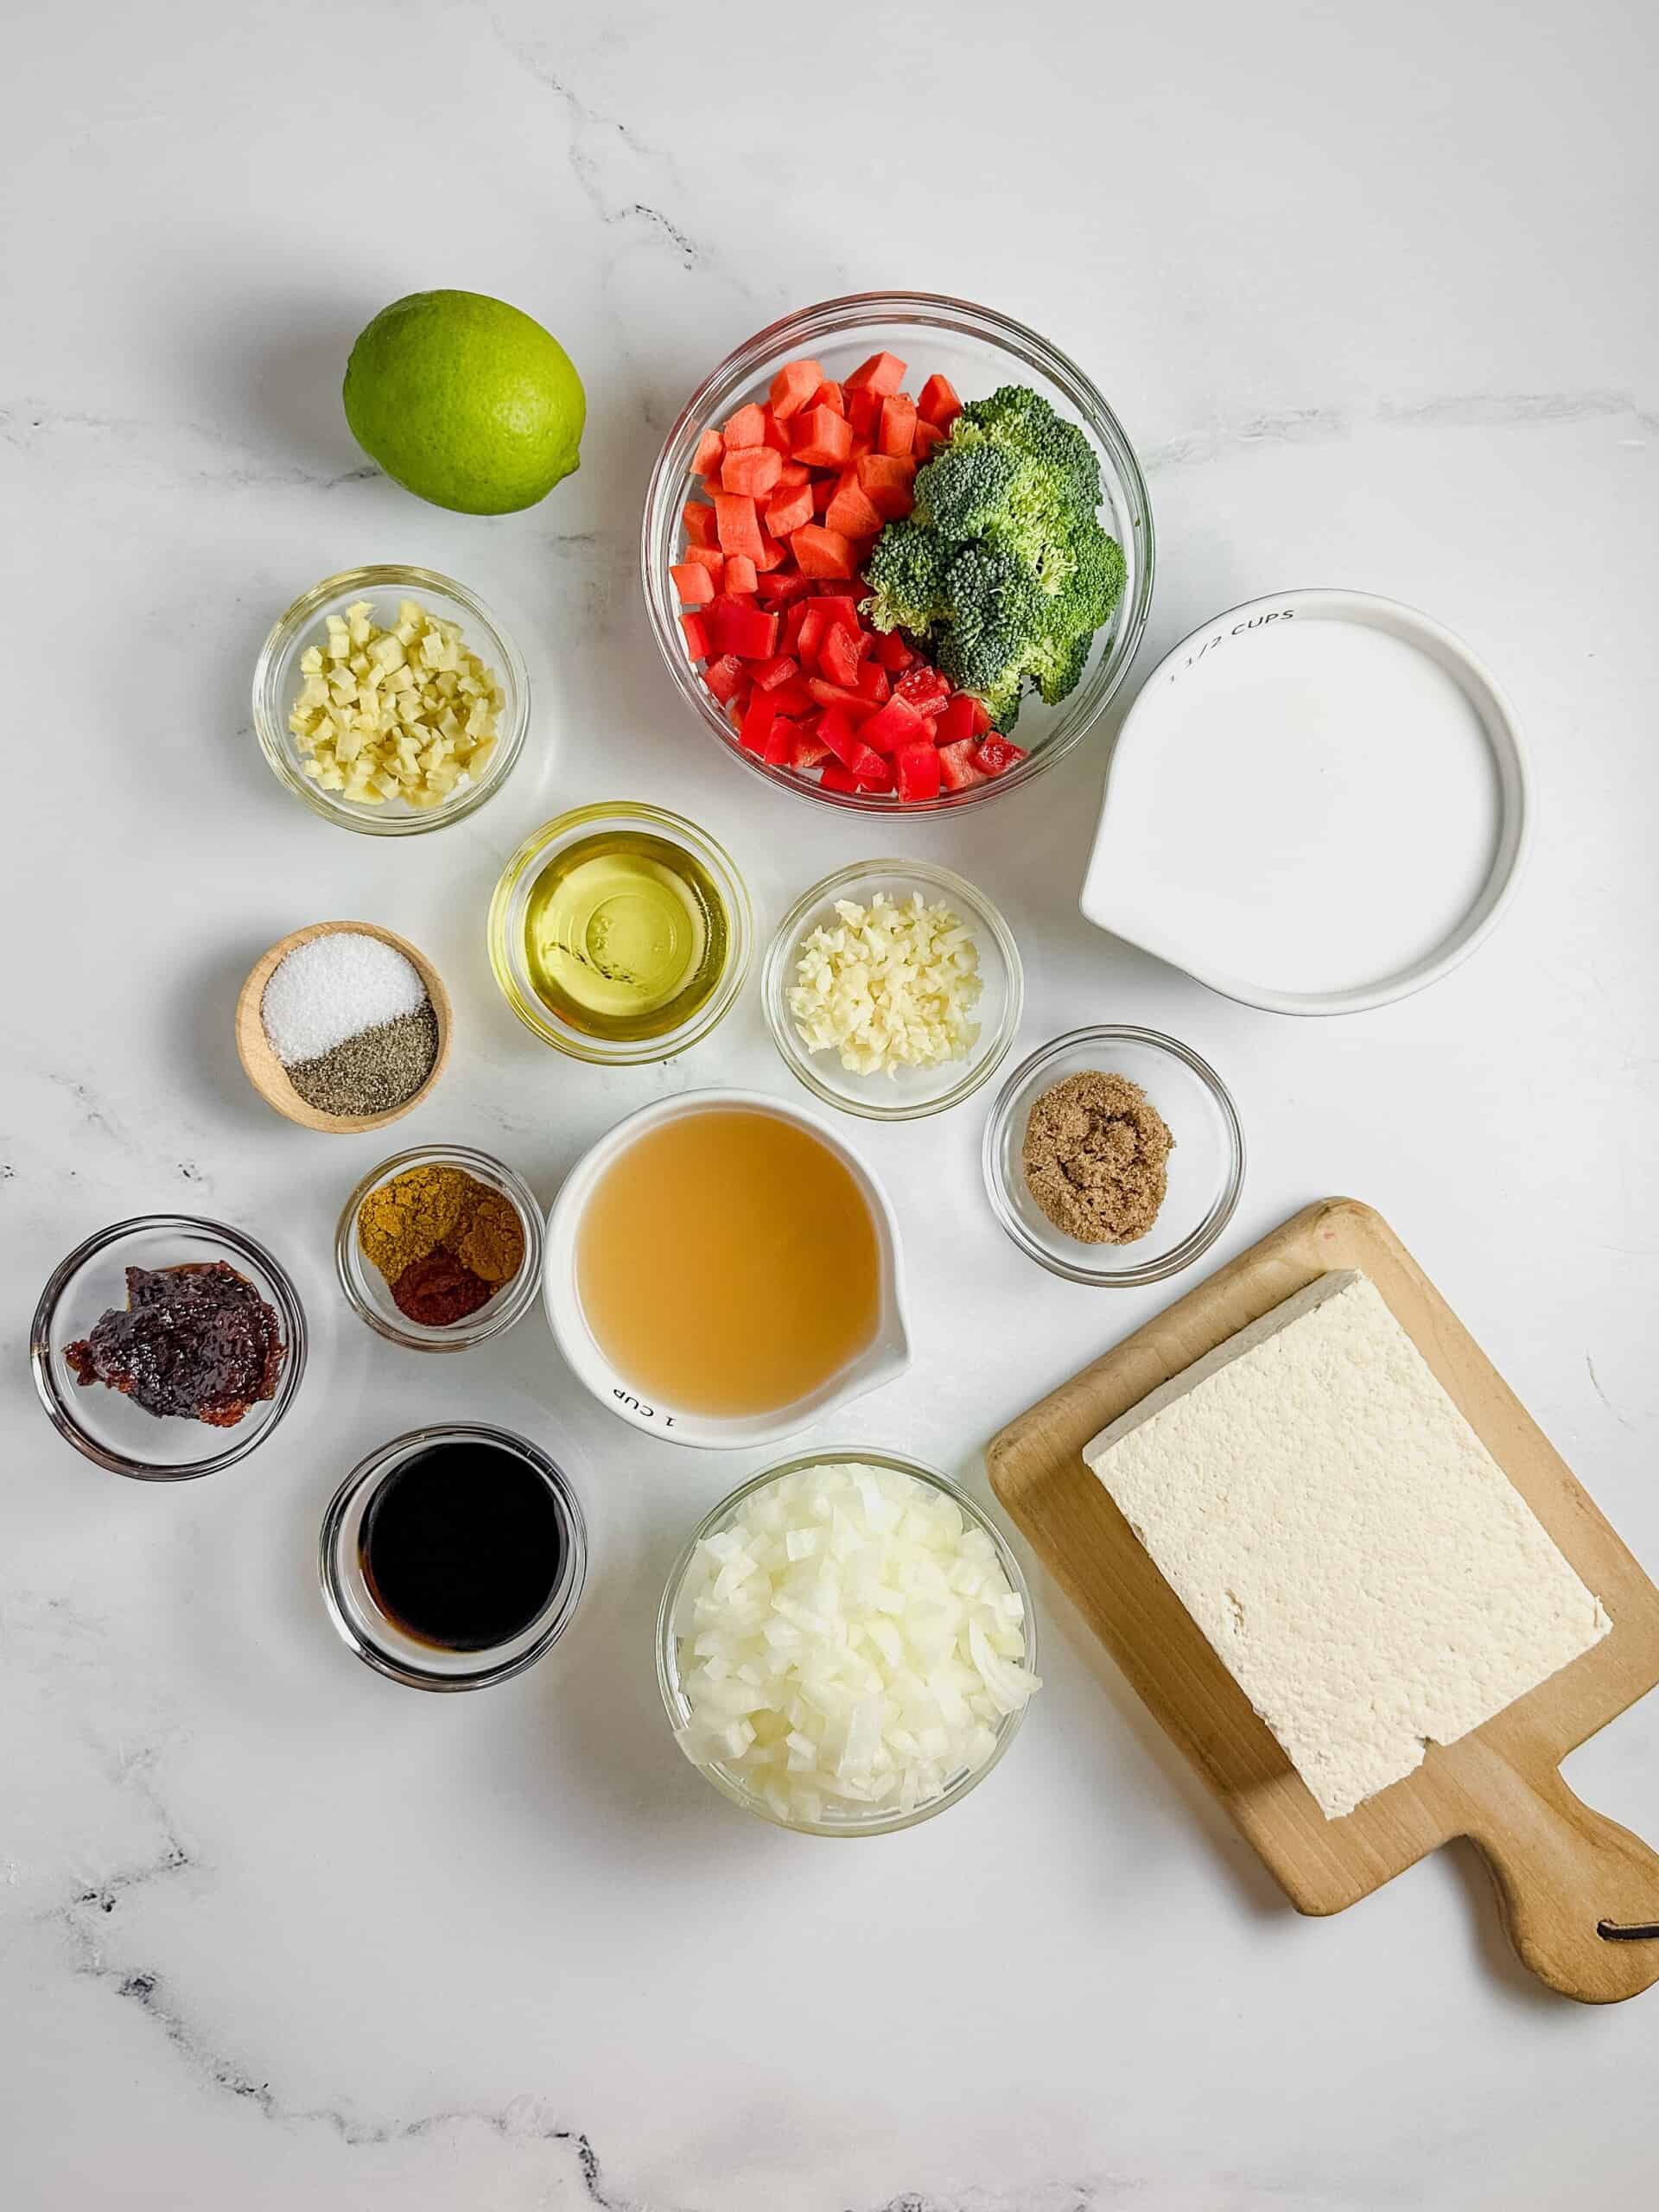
[{"x1": 523, "y1": 830, "x2": 728, "y2": 1039}]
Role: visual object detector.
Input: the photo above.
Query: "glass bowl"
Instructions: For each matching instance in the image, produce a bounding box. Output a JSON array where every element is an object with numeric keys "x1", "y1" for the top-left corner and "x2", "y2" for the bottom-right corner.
[
  {"x1": 656, "y1": 1447, "x2": 1036, "y2": 1836},
  {"x1": 761, "y1": 858, "x2": 1023, "y2": 1120},
  {"x1": 335, "y1": 1145, "x2": 543, "y2": 1352},
  {"x1": 487, "y1": 801, "x2": 753, "y2": 1063},
  {"x1": 982, "y1": 1027, "x2": 1245, "y2": 1286},
  {"x1": 641, "y1": 289, "x2": 1154, "y2": 813},
  {"x1": 30, "y1": 1216, "x2": 308, "y2": 1479},
  {"x1": 319, "y1": 1422, "x2": 587, "y2": 1690},
  {"x1": 252, "y1": 564, "x2": 530, "y2": 835}
]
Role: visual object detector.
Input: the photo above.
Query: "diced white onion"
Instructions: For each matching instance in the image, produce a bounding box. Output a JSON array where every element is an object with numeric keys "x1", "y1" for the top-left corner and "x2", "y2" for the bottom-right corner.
[{"x1": 670, "y1": 1462, "x2": 1039, "y2": 1824}]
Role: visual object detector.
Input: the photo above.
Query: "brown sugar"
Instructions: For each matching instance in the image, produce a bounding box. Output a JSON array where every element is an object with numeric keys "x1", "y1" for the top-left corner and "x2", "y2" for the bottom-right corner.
[{"x1": 1020, "y1": 1070, "x2": 1173, "y2": 1245}]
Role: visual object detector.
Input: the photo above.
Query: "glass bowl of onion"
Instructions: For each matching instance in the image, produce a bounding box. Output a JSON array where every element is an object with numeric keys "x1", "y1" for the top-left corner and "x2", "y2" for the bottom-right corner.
[{"x1": 657, "y1": 1447, "x2": 1039, "y2": 1836}]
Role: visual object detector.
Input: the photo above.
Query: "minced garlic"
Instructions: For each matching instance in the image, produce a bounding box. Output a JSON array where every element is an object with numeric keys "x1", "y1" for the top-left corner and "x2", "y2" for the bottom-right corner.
[
  {"x1": 788, "y1": 892, "x2": 982, "y2": 1076},
  {"x1": 288, "y1": 599, "x2": 504, "y2": 809}
]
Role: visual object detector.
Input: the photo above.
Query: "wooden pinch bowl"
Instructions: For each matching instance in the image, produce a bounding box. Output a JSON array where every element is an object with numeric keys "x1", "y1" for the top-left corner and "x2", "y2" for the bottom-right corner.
[{"x1": 235, "y1": 921, "x2": 452, "y2": 1134}]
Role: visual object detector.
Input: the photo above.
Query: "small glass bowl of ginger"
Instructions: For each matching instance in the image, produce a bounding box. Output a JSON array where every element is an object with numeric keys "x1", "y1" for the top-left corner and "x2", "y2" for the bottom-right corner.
[{"x1": 336, "y1": 1146, "x2": 544, "y2": 1351}]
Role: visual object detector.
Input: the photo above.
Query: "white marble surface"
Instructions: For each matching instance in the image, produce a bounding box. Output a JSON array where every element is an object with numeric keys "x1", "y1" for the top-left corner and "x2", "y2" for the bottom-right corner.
[{"x1": 4, "y1": 3, "x2": 1658, "y2": 2204}]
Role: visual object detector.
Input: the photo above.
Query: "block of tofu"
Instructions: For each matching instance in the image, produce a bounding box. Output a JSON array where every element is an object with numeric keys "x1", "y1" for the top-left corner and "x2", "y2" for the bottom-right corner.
[{"x1": 1084, "y1": 1270, "x2": 1611, "y2": 1819}]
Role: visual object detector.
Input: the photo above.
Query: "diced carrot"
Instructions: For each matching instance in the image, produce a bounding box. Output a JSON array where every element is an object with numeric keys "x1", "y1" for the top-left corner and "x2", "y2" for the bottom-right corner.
[
  {"x1": 764, "y1": 481, "x2": 814, "y2": 537},
  {"x1": 712, "y1": 492, "x2": 765, "y2": 561},
  {"x1": 912, "y1": 417, "x2": 949, "y2": 461},
  {"x1": 844, "y1": 350, "x2": 906, "y2": 397},
  {"x1": 722, "y1": 402, "x2": 766, "y2": 449},
  {"x1": 679, "y1": 611, "x2": 711, "y2": 658},
  {"x1": 805, "y1": 378, "x2": 844, "y2": 416},
  {"x1": 846, "y1": 387, "x2": 880, "y2": 435},
  {"x1": 810, "y1": 476, "x2": 835, "y2": 514},
  {"x1": 849, "y1": 433, "x2": 874, "y2": 461},
  {"x1": 877, "y1": 394, "x2": 917, "y2": 457},
  {"x1": 683, "y1": 500, "x2": 718, "y2": 547},
  {"x1": 775, "y1": 460, "x2": 810, "y2": 487},
  {"x1": 682, "y1": 543, "x2": 725, "y2": 577},
  {"x1": 791, "y1": 406, "x2": 854, "y2": 469},
  {"x1": 723, "y1": 553, "x2": 758, "y2": 594},
  {"x1": 824, "y1": 477, "x2": 883, "y2": 541},
  {"x1": 691, "y1": 428, "x2": 724, "y2": 477},
  {"x1": 855, "y1": 453, "x2": 916, "y2": 519},
  {"x1": 768, "y1": 358, "x2": 823, "y2": 421},
  {"x1": 790, "y1": 524, "x2": 856, "y2": 579},
  {"x1": 671, "y1": 562, "x2": 715, "y2": 607},
  {"x1": 703, "y1": 653, "x2": 745, "y2": 705},
  {"x1": 753, "y1": 532, "x2": 786, "y2": 572},
  {"x1": 765, "y1": 415, "x2": 792, "y2": 459},
  {"x1": 917, "y1": 373, "x2": 962, "y2": 429},
  {"x1": 721, "y1": 445, "x2": 783, "y2": 498}
]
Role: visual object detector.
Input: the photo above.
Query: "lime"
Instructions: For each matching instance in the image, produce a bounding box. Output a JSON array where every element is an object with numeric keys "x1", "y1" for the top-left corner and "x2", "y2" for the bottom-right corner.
[{"x1": 342, "y1": 290, "x2": 585, "y2": 516}]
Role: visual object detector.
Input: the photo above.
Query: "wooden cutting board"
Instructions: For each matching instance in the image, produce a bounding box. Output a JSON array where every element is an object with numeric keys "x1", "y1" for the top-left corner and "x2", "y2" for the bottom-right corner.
[{"x1": 986, "y1": 1198, "x2": 1659, "y2": 2004}]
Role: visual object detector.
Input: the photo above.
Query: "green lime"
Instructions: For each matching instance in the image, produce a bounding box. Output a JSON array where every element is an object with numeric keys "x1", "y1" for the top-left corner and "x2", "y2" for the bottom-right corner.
[{"x1": 342, "y1": 290, "x2": 585, "y2": 515}]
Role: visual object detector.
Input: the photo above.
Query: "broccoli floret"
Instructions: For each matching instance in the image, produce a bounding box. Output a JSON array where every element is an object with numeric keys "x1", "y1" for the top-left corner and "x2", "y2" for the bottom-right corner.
[
  {"x1": 861, "y1": 382, "x2": 1127, "y2": 728},
  {"x1": 862, "y1": 517, "x2": 953, "y2": 634}
]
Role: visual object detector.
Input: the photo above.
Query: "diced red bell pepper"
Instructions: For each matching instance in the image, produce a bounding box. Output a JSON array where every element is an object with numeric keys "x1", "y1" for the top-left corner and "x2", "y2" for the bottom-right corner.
[
  {"x1": 805, "y1": 677, "x2": 872, "y2": 716},
  {"x1": 723, "y1": 553, "x2": 758, "y2": 594},
  {"x1": 818, "y1": 620, "x2": 862, "y2": 690},
  {"x1": 814, "y1": 705, "x2": 868, "y2": 767},
  {"x1": 854, "y1": 752, "x2": 894, "y2": 791},
  {"x1": 877, "y1": 394, "x2": 917, "y2": 457},
  {"x1": 972, "y1": 735, "x2": 1027, "y2": 777},
  {"x1": 791, "y1": 524, "x2": 856, "y2": 579},
  {"x1": 845, "y1": 351, "x2": 906, "y2": 397},
  {"x1": 678, "y1": 611, "x2": 711, "y2": 658},
  {"x1": 712, "y1": 597, "x2": 779, "y2": 660},
  {"x1": 894, "y1": 740, "x2": 942, "y2": 802},
  {"x1": 917, "y1": 373, "x2": 962, "y2": 429},
  {"x1": 895, "y1": 664, "x2": 951, "y2": 714},
  {"x1": 671, "y1": 562, "x2": 715, "y2": 607},
  {"x1": 818, "y1": 765, "x2": 861, "y2": 792},
  {"x1": 782, "y1": 601, "x2": 810, "y2": 652},
  {"x1": 873, "y1": 629, "x2": 918, "y2": 671},
  {"x1": 768, "y1": 358, "x2": 823, "y2": 422},
  {"x1": 855, "y1": 659, "x2": 890, "y2": 705},
  {"x1": 824, "y1": 476, "x2": 884, "y2": 542},
  {"x1": 795, "y1": 601, "x2": 833, "y2": 670},
  {"x1": 722, "y1": 401, "x2": 766, "y2": 449},
  {"x1": 712, "y1": 491, "x2": 764, "y2": 561},
  {"x1": 738, "y1": 689, "x2": 777, "y2": 754},
  {"x1": 762, "y1": 715, "x2": 798, "y2": 767},
  {"x1": 934, "y1": 692, "x2": 978, "y2": 747},
  {"x1": 857, "y1": 692, "x2": 927, "y2": 753},
  {"x1": 816, "y1": 590, "x2": 863, "y2": 632},
  {"x1": 769, "y1": 677, "x2": 815, "y2": 716},
  {"x1": 790, "y1": 732, "x2": 832, "y2": 771},
  {"x1": 791, "y1": 406, "x2": 854, "y2": 470},
  {"x1": 855, "y1": 453, "x2": 916, "y2": 519},
  {"x1": 805, "y1": 378, "x2": 844, "y2": 416},
  {"x1": 937, "y1": 738, "x2": 988, "y2": 791},
  {"x1": 969, "y1": 695, "x2": 994, "y2": 735},
  {"x1": 764, "y1": 481, "x2": 815, "y2": 538},
  {"x1": 749, "y1": 652, "x2": 799, "y2": 691},
  {"x1": 703, "y1": 653, "x2": 745, "y2": 705},
  {"x1": 691, "y1": 428, "x2": 724, "y2": 477},
  {"x1": 721, "y1": 445, "x2": 783, "y2": 498},
  {"x1": 683, "y1": 500, "x2": 718, "y2": 547},
  {"x1": 757, "y1": 570, "x2": 810, "y2": 607}
]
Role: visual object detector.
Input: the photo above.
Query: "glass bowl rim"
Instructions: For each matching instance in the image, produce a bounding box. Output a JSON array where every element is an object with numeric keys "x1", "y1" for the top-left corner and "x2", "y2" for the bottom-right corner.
[
  {"x1": 334, "y1": 1143, "x2": 546, "y2": 1351},
  {"x1": 318, "y1": 1420, "x2": 588, "y2": 1690},
  {"x1": 655, "y1": 1444, "x2": 1035, "y2": 1836},
  {"x1": 760, "y1": 855, "x2": 1025, "y2": 1121},
  {"x1": 486, "y1": 798, "x2": 754, "y2": 1064},
  {"x1": 252, "y1": 563, "x2": 531, "y2": 837},
  {"x1": 29, "y1": 1212, "x2": 309, "y2": 1479},
  {"x1": 639, "y1": 287, "x2": 1155, "y2": 816},
  {"x1": 982, "y1": 1023, "x2": 1246, "y2": 1286}
]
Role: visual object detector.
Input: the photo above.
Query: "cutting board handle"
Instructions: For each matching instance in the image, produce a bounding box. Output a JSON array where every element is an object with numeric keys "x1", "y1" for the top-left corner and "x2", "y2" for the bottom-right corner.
[{"x1": 1464, "y1": 1758, "x2": 1659, "y2": 2004}]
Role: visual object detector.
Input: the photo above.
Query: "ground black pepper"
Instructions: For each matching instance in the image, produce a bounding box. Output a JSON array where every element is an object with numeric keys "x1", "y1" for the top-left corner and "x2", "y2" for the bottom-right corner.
[{"x1": 287, "y1": 1004, "x2": 438, "y2": 1116}]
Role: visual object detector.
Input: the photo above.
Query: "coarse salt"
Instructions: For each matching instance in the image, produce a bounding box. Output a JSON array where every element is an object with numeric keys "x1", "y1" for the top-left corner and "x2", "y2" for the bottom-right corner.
[{"x1": 260, "y1": 932, "x2": 428, "y2": 1066}]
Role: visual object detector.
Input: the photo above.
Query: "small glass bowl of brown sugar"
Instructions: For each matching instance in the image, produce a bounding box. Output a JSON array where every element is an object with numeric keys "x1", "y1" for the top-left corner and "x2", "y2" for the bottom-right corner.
[
  {"x1": 336, "y1": 1146, "x2": 543, "y2": 1351},
  {"x1": 982, "y1": 1027, "x2": 1244, "y2": 1286}
]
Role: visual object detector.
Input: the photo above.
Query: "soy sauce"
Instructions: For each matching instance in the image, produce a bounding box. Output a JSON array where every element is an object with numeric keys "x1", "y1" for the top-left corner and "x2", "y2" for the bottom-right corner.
[{"x1": 359, "y1": 1439, "x2": 564, "y2": 1651}]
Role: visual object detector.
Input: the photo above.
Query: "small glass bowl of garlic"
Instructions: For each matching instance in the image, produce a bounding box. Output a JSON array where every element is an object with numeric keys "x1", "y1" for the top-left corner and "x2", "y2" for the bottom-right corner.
[
  {"x1": 253, "y1": 566, "x2": 530, "y2": 835},
  {"x1": 761, "y1": 858, "x2": 1023, "y2": 1120}
]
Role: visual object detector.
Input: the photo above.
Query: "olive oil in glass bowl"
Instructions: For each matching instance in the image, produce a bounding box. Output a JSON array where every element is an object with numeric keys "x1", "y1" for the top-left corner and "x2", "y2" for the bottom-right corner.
[{"x1": 488, "y1": 804, "x2": 753, "y2": 1064}]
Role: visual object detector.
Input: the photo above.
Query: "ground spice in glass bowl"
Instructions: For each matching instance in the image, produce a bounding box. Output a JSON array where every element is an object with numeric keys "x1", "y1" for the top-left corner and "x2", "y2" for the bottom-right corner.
[{"x1": 336, "y1": 1146, "x2": 543, "y2": 1351}]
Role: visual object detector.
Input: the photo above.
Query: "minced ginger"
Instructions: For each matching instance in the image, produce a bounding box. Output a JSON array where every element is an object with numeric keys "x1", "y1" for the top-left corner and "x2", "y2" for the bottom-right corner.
[{"x1": 289, "y1": 598, "x2": 503, "y2": 808}]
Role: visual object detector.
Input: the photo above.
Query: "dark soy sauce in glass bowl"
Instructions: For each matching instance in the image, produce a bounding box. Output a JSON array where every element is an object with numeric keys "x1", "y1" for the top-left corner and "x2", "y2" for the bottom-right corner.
[{"x1": 359, "y1": 1437, "x2": 564, "y2": 1650}]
